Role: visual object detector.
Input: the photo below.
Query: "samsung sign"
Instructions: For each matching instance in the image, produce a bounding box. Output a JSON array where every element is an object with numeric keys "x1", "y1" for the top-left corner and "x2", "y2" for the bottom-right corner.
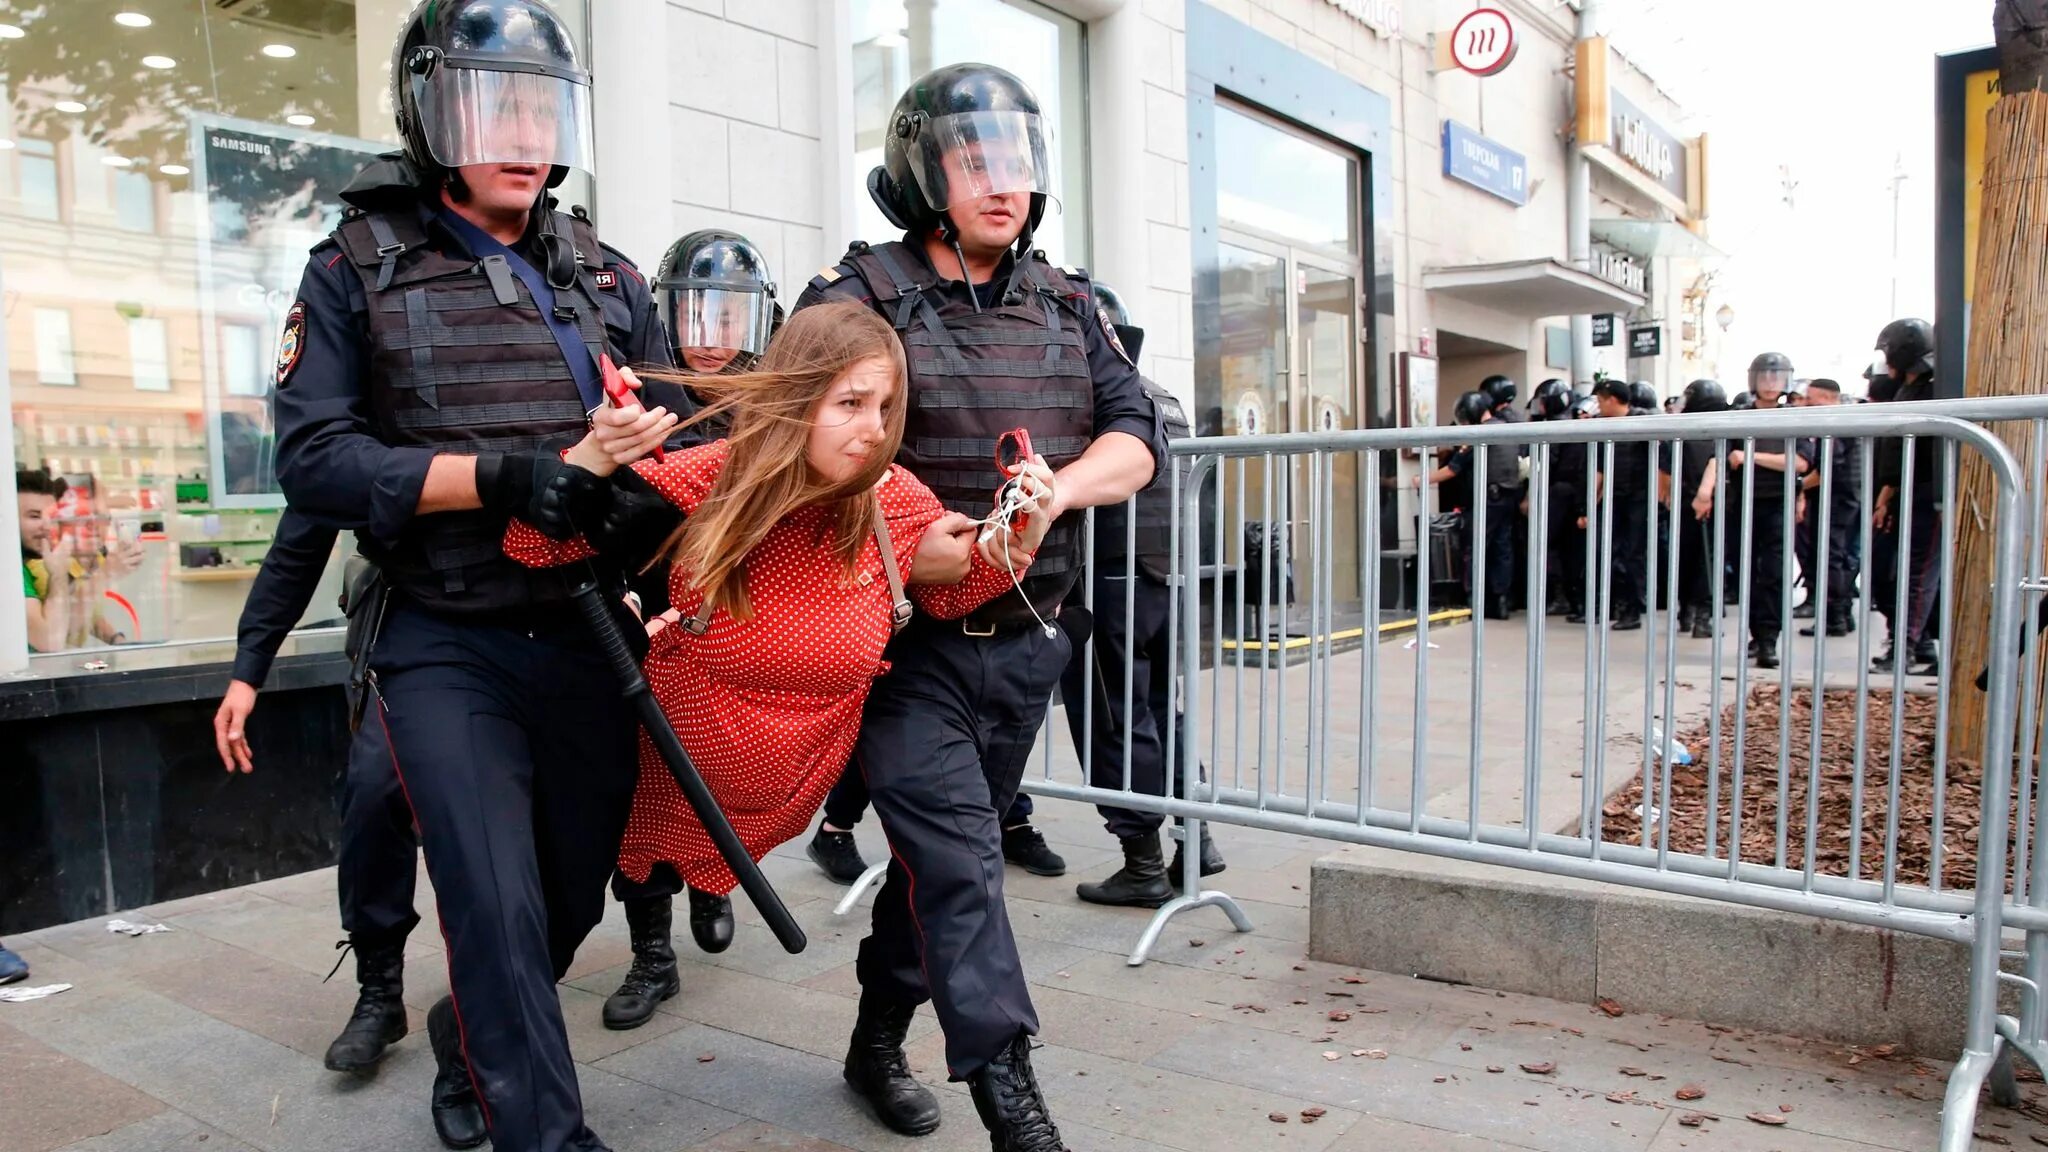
[
  {"x1": 1608, "y1": 89, "x2": 1689, "y2": 203},
  {"x1": 1441, "y1": 120, "x2": 1528, "y2": 207},
  {"x1": 1322, "y1": 0, "x2": 1401, "y2": 38}
]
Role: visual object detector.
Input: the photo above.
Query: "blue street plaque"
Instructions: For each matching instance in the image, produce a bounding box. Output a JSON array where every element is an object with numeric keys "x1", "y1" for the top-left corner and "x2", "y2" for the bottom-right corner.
[{"x1": 1441, "y1": 119, "x2": 1529, "y2": 207}]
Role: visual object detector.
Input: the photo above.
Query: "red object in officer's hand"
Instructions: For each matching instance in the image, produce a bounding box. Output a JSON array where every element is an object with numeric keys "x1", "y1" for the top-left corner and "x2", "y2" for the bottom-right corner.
[
  {"x1": 601, "y1": 352, "x2": 664, "y2": 463},
  {"x1": 995, "y1": 428, "x2": 1034, "y2": 531}
]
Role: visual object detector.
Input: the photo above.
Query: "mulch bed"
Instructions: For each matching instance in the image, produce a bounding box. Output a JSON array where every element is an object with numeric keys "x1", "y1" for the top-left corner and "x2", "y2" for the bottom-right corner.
[{"x1": 1601, "y1": 684, "x2": 2016, "y2": 890}]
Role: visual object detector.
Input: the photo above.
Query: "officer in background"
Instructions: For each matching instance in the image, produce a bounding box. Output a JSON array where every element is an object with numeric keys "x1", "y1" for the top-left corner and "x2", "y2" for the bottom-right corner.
[
  {"x1": 595, "y1": 226, "x2": 778, "y2": 1033},
  {"x1": 1525, "y1": 380, "x2": 1575, "y2": 616},
  {"x1": 1062, "y1": 282, "x2": 1224, "y2": 909},
  {"x1": 210, "y1": 516, "x2": 419, "y2": 1076},
  {"x1": 1478, "y1": 375, "x2": 1530, "y2": 610},
  {"x1": 272, "y1": 4, "x2": 679, "y2": 1149},
  {"x1": 1692, "y1": 354, "x2": 1814, "y2": 669},
  {"x1": 1870, "y1": 319, "x2": 1942, "y2": 675},
  {"x1": 1527, "y1": 378, "x2": 1571, "y2": 422},
  {"x1": 1482, "y1": 374, "x2": 1523, "y2": 423},
  {"x1": 1417, "y1": 391, "x2": 1516, "y2": 620},
  {"x1": 1796, "y1": 378, "x2": 1861, "y2": 639},
  {"x1": 1674, "y1": 379, "x2": 1730, "y2": 639},
  {"x1": 1576, "y1": 382, "x2": 1647, "y2": 631},
  {"x1": 794, "y1": 63, "x2": 1163, "y2": 1151}
]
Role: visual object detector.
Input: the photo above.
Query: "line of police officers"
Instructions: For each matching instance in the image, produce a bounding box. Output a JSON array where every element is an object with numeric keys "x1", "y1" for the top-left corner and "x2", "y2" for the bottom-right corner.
[
  {"x1": 217, "y1": 3, "x2": 1201, "y2": 1150},
  {"x1": 1429, "y1": 319, "x2": 1945, "y2": 676}
]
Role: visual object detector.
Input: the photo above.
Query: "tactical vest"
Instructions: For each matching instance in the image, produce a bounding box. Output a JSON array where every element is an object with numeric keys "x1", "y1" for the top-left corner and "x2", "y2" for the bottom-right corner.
[
  {"x1": 843, "y1": 241, "x2": 1095, "y2": 626},
  {"x1": 1481, "y1": 429, "x2": 1521, "y2": 493},
  {"x1": 1096, "y1": 378, "x2": 1189, "y2": 584},
  {"x1": 331, "y1": 202, "x2": 613, "y2": 613}
]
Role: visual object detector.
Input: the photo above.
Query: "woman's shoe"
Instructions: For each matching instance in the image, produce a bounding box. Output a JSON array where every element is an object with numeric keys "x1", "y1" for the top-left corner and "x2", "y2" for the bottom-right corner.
[{"x1": 687, "y1": 887, "x2": 734, "y2": 954}]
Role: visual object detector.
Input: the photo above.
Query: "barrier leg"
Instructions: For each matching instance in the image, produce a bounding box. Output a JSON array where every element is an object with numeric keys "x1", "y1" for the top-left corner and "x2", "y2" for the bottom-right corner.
[
  {"x1": 1940, "y1": 1045, "x2": 1997, "y2": 1152},
  {"x1": 832, "y1": 860, "x2": 890, "y2": 917},
  {"x1": 1126, "y1": 815, "x2": 1253, "y2": 967}
]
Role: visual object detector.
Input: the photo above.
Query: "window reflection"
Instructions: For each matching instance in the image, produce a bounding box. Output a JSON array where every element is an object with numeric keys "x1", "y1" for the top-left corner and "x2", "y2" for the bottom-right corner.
[{"x1": 1215, "y1": 103, "x2": 1357, "y2": 252}]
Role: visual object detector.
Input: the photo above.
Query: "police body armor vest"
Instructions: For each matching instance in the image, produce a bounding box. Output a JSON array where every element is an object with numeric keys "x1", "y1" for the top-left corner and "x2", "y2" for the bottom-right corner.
[
  {"x1": 1096, "y1": 378, "x2": 1188, "y2": 585},
  {"x1": 330, "y1": 198, "x2": 613, "y2": 613},
  {"x1": 844, "y1": 241, "x2": 1095, "y2": 626},
  {"x1": 1482, "y1": 431, "x2": 1521, "y2": 493}
]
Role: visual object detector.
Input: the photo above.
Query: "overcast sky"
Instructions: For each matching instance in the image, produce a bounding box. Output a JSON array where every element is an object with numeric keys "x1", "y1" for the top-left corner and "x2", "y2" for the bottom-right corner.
[{"x1": 1602, "y1": 0, "x2": 1996, "y2": 391}]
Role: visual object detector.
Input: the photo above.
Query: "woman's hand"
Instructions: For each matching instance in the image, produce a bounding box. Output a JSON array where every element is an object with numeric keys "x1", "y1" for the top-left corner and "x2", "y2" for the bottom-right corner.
[
  {"x1": 981, "y1": 456, "x2": 1057, "y2": 570},
  {"x1": 576, "y1": 367, "x2": 678, "y2": 475}
]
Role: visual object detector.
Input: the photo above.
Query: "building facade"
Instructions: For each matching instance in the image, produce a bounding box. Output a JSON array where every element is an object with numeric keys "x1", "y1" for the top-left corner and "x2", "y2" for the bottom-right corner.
[{"x1": 0, "y1": 0, "x2": 1717, "y2": 931}]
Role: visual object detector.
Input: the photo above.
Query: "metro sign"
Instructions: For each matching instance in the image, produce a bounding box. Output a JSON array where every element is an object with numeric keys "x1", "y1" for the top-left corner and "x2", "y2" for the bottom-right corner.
[{"x1": 1451, "y1": 8, "x2": 1517, "y2": 77}]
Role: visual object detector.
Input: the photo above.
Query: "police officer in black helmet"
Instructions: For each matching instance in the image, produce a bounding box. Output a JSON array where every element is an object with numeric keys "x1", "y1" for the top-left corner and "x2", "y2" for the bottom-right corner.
[
  {"x1": 1869, "y1": 318, "x2": 1942, "y2": 674},
  {"x1": 594, "y1": 226, "x2": 778, "y2": 1034},
  {"x1": 1417, "y1": 392, "x2": 1517, "y2": 619},
  {"x1": 273, "y1": 3, "x2": 682, "y2": 1148},
  {"x1": 1060, "y1": 282, "x2": 1225, "y2": 908},
  {"x1": 795, "y1": 62, "x2": 1163, "y2": 1151}
]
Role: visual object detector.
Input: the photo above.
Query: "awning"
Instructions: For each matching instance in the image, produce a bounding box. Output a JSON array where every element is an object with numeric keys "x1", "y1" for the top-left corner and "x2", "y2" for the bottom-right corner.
[
  {"x1": 1593, "y1": 218, "x2": 1725, "y2": 261},
  {"x1": 1422, "y1": 257, "x2": 1646, "y2": 319}
]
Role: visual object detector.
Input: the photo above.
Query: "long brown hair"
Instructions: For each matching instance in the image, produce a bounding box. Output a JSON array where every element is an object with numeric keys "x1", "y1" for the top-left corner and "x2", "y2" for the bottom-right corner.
[{"x1": 646, "y1": 300, "x2": 909, "y2": 621}]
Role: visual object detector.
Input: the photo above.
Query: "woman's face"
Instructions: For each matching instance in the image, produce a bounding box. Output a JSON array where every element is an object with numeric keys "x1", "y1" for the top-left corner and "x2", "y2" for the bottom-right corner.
[{"x1": 807, "y1": 354, "x2": 895, "y2": 484}]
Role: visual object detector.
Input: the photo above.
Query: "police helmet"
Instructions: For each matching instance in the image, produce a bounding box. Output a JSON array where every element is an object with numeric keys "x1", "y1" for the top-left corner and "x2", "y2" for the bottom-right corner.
[
  {"x1": 868, "y1": 63, "x2": 1056, "y2": 247},
  {"x1": 1747, "y1": 352, "x2": 1794, "y2": 403},
  {"x1": 392, "y1": 0, "x2": 593, "y2": 191},
  {"x1": 1730, "y1": 390, "x2": 1757, "y2": 411},
  {"x1": 1528, "y1": 378, "x2": 1570, "y2": 420},
  {"x1": 1627, "y1": 380, "x2": 1659, "y2": 413},
  {"x1": 1875, "y1": 318, "x2": 1935, "y2": 379},
  {"x1": 1453, "y1": 390, "x2": 1493, "y2": 426},
  {"x1": 1681, "y1": 378, "x2": 1729, "y2": 413},
  {"x1": 1092, "y1": 281, "x2": 1145, "y2": 362},
  {"x1": 1571, "y1": 395, "x2": 1599, "y2": 419},
  {"x1": 1480, "y1": 374, "x2": 1518, "y2": 410},
  {"x1": 655, "y1": 230, "x2": 778, "y2": 372}
]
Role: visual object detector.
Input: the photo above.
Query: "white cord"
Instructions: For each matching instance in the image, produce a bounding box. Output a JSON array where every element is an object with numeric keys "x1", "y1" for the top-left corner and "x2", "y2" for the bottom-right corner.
[{"x1": 971, "y1": 480, "x2": 1058, "y2": 639}]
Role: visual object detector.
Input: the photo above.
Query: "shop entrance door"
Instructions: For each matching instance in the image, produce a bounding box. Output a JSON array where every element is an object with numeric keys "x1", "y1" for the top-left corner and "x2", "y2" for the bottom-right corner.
[{"x1": 1215, "y1": 229, "x2": 1363, "y2": 638}]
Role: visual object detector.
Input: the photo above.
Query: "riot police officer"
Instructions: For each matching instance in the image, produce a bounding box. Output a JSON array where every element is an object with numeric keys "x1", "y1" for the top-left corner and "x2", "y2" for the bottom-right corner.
[
  {"x1": 1692, "y1": 354, "x2": 1814, "y2": 668},
  {"x1": 272, "y1": 4, "x2": 680, "y2": 1148},
  {"x1": 1578, "y1": 382, "x2": 1647, "y2": 631},
  {"x1": 1527, "y1": 378, "x2": 1571, "y2": 422},
  {"x1": 1525, "y1": 378, "x2": 1573, "y2": 614},
  {"x1": 1796, "y1": 378, "x2": 1861, "y2": 639},
  {"x1": 595, "y1": 226, "x2": 778, "y2": 1033},
  {"x1": 793, "y1": 63, "x2": 1163, "y2": 1151},
  {"x1": 1061, "y1": 283, "x2": 1225, "y2": 908},
  {"x1": 1482, "y1": 374, "x2": 1524, "y2": 423},
  {"x1": 1870, "y1": 318, "x2": 1941, "y2": 674},
  {"x1": 1418, "y1": 392, "x2": 1517, "y2": 619},
  {"x1": 1675, "y1": 378, "x2": 1731, "y2": 638}
]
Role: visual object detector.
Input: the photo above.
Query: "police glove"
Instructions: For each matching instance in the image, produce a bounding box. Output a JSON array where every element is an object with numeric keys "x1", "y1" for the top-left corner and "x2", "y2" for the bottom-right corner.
[
  {"x1": 476, "y1": 452, "x2": 607, "y2": 540},
  {"x1": 584, "y1": 466, "x2": 685, "y2": 572}
]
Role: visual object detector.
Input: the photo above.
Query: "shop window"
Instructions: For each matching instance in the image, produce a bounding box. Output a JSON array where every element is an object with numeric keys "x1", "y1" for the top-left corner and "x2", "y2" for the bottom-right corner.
[
  {"x1": 849, "y1": 0, "x2": 1090, "y2": 266},
  {"x1": 33, "y1": 308, "x2": 75, "y2": 385},
  {"x1": 0, "y1": 1, "x2": 590, "y2": 676},
  {"x1": 128, "y1": 317, "x2": 171, "y2": 392}
]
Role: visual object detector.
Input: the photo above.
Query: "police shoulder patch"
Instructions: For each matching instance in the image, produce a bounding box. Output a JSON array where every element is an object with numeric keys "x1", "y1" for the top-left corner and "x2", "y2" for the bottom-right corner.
[
  {"x1": 593, "y1": 269, "x2": 619, "y2": 290},
  {"x1": 276, "y1": 301, "x2": 307, "y2": 386},
  {"x1": 1098, "y1": 305, "x2": 1134, "y2": 367}
]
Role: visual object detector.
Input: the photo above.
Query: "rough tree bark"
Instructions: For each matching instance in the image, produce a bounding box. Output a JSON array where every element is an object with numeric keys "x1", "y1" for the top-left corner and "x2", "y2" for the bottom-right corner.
[{"x1": 1948, "y1": 0, "x2": 2048, "y2": 767}]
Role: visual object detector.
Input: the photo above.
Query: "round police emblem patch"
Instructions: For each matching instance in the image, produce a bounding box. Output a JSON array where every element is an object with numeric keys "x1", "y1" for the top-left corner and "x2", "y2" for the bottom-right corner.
[{"x1": 276, "y1": 302, "x2": 306, "y2": 385}]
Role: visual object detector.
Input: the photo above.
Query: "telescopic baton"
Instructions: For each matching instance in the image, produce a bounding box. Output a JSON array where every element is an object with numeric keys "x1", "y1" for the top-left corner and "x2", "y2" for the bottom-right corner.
[{"x1": 570, "y1": 575, "x2": 807, "y2": 954}]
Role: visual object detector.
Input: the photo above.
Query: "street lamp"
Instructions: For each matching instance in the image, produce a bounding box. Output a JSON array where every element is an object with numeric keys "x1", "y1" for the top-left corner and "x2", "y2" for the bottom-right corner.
[{"x1": 1715, "y1": 304, "x2": 1735, "y2": 333}]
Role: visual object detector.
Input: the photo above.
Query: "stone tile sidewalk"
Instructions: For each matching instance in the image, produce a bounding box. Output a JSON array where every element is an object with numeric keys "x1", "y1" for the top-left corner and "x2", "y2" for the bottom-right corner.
[{"x1": 3, "y1": 797, "x2": 2040, "y2": 1152}]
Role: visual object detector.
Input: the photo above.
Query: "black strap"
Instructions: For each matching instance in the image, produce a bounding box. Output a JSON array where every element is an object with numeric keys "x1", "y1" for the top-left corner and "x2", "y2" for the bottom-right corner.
[
  {"x1": 404, "y1": 289, "x2": 437, "y2": 409},
  {"x1": 367, "y1": 214, "x2": 407, "y2": 292}
]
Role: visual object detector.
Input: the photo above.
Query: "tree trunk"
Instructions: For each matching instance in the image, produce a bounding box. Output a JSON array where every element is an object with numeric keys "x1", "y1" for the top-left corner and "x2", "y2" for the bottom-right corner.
[{"x1": 1947, "y1": 0, "x2": 2048, "y2": 767}]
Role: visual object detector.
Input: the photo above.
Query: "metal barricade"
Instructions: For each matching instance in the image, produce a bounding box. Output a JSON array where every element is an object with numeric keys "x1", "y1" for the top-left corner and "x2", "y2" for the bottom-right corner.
[{"x1": 1000, "y1": 405, "x2": 2029, "y2": 1152}]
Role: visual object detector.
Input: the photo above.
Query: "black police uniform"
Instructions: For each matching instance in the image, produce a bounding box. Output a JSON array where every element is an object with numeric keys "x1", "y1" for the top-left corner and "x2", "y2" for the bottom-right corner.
[
  {"x1": 1872, "y1": 371, "x2": 1942, "y2": 659},
  {"x1": 1804, "y1": 431, "x2": 1863, "y2": 632},
  {"x1": 1601, "y1": 434, "x2": 1653, "y2": 624},
  {"x1": 1729, "y1": 425, "x2": 1818, "y2": 650},
  {"x1": 274, "y1": 160, "x2": 676, "y2": 1152},
  {"x1": 796, "y1": 239, "x2": 1162, "y2": 1079},
  {"x1": 1441, "y1": 433, "x2": 1517, "y2": 613},
  {"x1": 231, "y1": 512, "x2": 420, "y2": 976}
]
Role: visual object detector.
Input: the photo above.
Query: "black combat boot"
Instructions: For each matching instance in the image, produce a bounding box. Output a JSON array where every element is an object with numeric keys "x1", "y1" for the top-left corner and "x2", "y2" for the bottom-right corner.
[
  {"x1": 842, "y1": 994, "x2": 942, "y2": 1135},
  {"x1": 687, "y1": 887, "x2": 734, "y2": 954},
  {"x1": 808, "y1": 827, "x2": 870, "y2": 884},
  {"x1": 1485, "y1": 594, "x2": 1510, "y2": 621},
  {"x1": 322, "y1": 939, "x2": 408, "y2": 1072},
  {"x1": 602, "y1": 895, "x2": 678, "y2": 1031},
  {"x1": 969, "y1": 1033, "x2": 1068, "y2": 1152},
  {"x1": 1076, "y1": 831, "x2": 1172, "y2": 908},
  {"x1": 1751, "y1": 635, "x2": 1781, "y2": 670},
  {"x1": 427, "y1": 996, "x2": 488, "y2": 1150},
  {"x1": 1001, "y1": 823, "x2": 1067, "y2": 877},
  {"x1": 1167, "y1": 823, "x2": 1226, "y2": 887}
]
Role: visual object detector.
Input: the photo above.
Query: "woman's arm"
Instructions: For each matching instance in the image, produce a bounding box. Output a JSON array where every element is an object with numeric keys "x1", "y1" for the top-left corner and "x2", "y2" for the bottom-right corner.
[{"x1": 503, "y1": 442, "x2": 725, "y2": 569}]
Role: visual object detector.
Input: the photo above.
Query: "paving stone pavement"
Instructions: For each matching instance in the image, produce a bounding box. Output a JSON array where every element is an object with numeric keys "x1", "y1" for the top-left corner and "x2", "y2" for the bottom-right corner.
[{"x1": 6, "y1": 797, "x2": 2044, "y2": 1152}]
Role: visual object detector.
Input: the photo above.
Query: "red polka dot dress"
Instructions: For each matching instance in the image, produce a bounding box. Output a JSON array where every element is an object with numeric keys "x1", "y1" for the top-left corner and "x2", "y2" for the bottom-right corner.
[{"x1": 505, "y1": 441, "x2": 1025, "y2": 895}]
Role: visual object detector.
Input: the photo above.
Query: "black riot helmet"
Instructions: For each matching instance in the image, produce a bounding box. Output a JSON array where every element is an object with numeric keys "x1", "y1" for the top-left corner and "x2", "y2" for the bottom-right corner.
[
  {"x1": 1480, "y1": 374, "x2": 1517, "y2": 411},
  {"x1": 1628, "y1": 380, "x2": 1659, "y2": 413},
  {"x1": 1681, "y1": 378, "x2": 1729, "y2": 413},
  {"x1": 1730, "y1": 390, "x2": 1757, "y2": 411},
  {"x1": 654, "y1": 229, "x2": 779, "y2": 372},
  {"x1": 1528, "y1": 378, "x2": 1570, "y2": 420},
  {"x1": 1571, "y1": 395, "x2": 1599, "y2": 419},
  {"x1": 1092, "y1": 281, "x2": 1145, "y2": 363},
  {"x1": 1747, "y1": 352, "x2": 1794, "y2": 404},
  {"x1": 1453, "y1": 390, "x2": 1494, "y2": 426},
  {"x1": 1876, "y1": 318, "x2": 1936, "y2": 379},
  {"x1": 868, "y1": 63, "x2": 1057, "y2": 247},
  {"x1": 391, "y1": 0, "x2": 594, "y2": 192}
]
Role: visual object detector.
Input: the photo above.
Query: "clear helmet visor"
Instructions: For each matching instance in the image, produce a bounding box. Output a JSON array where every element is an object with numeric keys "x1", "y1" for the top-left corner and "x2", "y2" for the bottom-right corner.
[
  {"x1": 1750, "y1": 368, "x2": 1792, "y2": 398},
  {"x1": 907, "y1": 110, "x2": 1057, "y2": 213},
  {"x1": 670, "y1": 287, "x2": 774, "y2": 357},
  {"x1": 420, "y1": 64, "x2": 596, "y2": 173}
]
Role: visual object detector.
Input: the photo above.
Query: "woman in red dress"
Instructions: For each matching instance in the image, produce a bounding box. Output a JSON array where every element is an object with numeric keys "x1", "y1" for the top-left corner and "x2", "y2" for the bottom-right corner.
[{"x1": 505, "y1": 300, "x2": 1054, "y2": 1016}]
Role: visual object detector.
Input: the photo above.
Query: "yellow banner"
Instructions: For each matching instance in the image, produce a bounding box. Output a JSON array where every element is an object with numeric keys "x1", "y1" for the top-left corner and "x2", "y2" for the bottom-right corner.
[{"x1": 1964, "y1": 68, "x2": 1999, "y2": 303}]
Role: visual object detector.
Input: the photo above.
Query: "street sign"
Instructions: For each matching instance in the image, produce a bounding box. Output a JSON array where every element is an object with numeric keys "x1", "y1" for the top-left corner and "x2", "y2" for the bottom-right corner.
[
  {"x1": 1441, "y1": 120, "x2": 1528, "y2": 206},
  {"x1": 1450, "y1": 8, "x2": 1517, "y2": 77},
  {"x1": 1592, "y1": 315, "x2": 1615, "y2": 347},
  {"x1": 1628, "y1": 325, "x2": 1662, "y2": 358}
]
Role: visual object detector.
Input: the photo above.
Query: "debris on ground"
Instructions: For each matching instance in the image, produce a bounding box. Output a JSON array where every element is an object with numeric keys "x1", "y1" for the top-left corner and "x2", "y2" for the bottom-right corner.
[
  {"x1": 1746, "y1": 1112, "x2": 1789, "y2": 1126},
  {"x1": 1675, "y1": 1084, "x2": 1706, "y2": 1101},
  {"x1": 0, "y1": 983, "x2": 73, "y2": 1003},
  {"x1": 1597, "y1": 998, "x2": 1626, "y2": 1017},
  {"x1": 1678, "y1": 1112, "x2": 1713, "y2": 1128},
  {"x1": 1520, "y1": 1061, "x2": 1558, "y2": 1075},
  {"x1": 106, "y1": 919, "x2": 171, "y2": 936}
]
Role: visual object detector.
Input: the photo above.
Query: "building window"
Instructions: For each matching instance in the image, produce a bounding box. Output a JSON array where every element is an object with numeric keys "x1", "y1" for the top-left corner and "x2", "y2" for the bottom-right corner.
[
  {"x1": 114, "y1": 168, "x2": 156, "y2": 233},
  {"x1": 220, "y1": 324, "x2": 267, "y2": 398},
  {"x1": 850, "y1": 0, "x2": 1090, "y2": 266},
  {"x1": 17, "y1": 138, "x2": 59, "y2": 221},
  {"x1": 34, "y1": 308, "x2": 76, "y2": 385},
  {"x1": 128, "y1": 317, "x2": 171, "y2": 391}
]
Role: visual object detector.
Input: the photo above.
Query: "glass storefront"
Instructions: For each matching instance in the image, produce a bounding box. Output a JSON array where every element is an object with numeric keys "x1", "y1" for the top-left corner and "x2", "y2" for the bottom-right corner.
[
  {"x1": 1, "y1": 0, "x2": 586, "y2": 676},
  {"x1": 849, "y1": 0, "x2": 1089, "y2": 267}
]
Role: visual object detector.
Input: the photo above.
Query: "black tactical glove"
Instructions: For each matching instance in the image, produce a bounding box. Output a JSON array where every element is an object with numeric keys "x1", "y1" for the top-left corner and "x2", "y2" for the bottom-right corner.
[
  {"x1": 476, "y1": 452, "x2": 608, "y2": 540},
  {"x1": 583, "y1": 466, "x2": 686, "y2": 572}
]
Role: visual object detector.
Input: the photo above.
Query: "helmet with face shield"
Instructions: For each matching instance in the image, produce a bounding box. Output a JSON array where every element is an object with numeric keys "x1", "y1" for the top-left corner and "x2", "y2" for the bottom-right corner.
[
  {"x1": 392, "y1": 0, "x2": 595, "y2": 189},
  {"x1": 655, "y1": 230, "x2": 778, "y2": 373},
  {"x1": 1747, "y1": 352, "x2": 1795, "y2": 406},
  {"x1": 869, "y1": 63, "x2": 1058, "y2": 245}
]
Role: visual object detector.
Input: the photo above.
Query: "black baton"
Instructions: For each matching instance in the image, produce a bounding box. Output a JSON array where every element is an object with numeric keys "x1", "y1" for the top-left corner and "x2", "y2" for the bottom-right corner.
[{"x1": 570, "y1": 576, "x2": 807, "y2": 954}]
